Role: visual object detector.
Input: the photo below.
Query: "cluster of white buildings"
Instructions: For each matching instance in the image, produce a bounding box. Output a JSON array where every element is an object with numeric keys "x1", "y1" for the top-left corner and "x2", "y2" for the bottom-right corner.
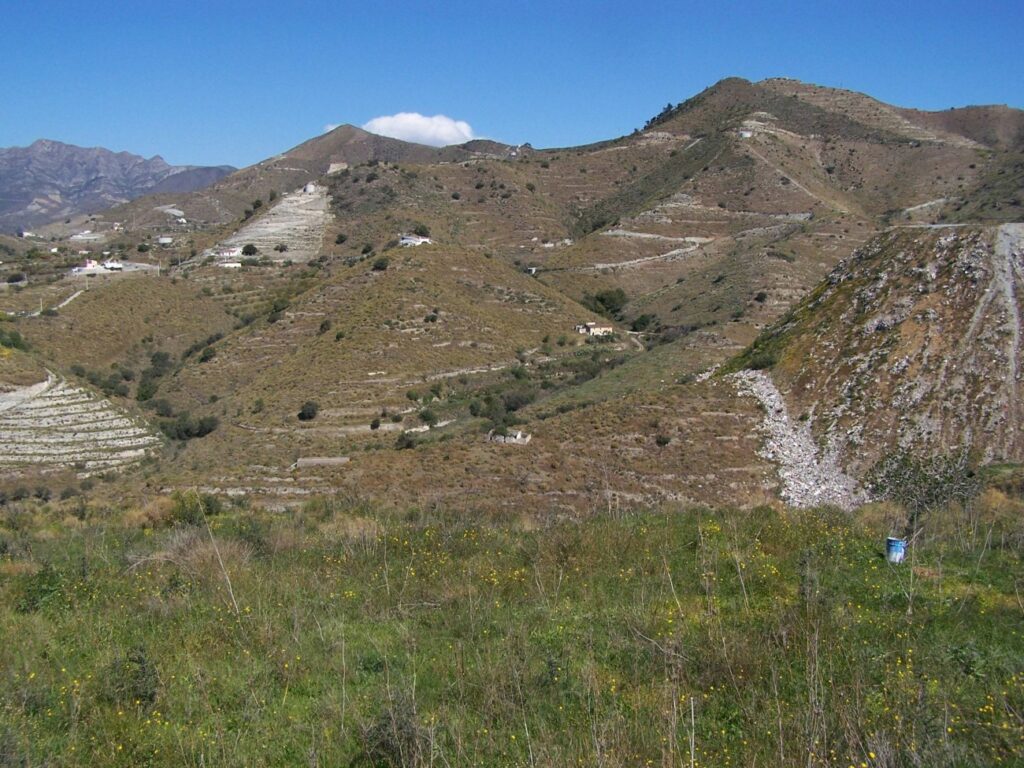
[{"x1": 70, "y1": 258, "x2": 123, "y2": 275}]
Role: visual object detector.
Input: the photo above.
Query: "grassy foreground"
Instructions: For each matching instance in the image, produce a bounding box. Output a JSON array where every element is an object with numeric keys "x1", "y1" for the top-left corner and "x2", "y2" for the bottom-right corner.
[{"x1": 1, "y1": 496, "x2": 1022, "y2": 767}]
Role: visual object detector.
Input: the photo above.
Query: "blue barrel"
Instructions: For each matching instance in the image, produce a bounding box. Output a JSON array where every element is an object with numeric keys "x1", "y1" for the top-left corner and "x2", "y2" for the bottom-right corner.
[{"x1": 886, "y1": 537, "x2": 907, "y2": 564}]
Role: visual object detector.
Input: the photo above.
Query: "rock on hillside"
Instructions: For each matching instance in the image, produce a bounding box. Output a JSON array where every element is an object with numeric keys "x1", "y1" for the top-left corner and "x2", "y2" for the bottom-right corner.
[
  {"x1": 0, "y1": 139, "x2": 234, "y2": 232},
  {"x1": 734, "y1": 223, "x2": 1024, "y2": 476}
]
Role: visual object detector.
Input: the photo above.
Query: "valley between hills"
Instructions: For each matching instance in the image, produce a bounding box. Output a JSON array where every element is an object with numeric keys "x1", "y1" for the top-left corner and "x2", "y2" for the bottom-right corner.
[
  {"x1": 2, "y1": 76, "x2": 1022, "y2": 514},
  {"x1": 1, "y1": 76, "x2": 1023, "y2": 766}
]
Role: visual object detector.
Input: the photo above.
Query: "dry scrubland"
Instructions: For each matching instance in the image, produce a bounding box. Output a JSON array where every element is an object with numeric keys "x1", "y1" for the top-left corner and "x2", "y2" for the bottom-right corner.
[
  {"x1": 1, "y1": 493, "x2": 1022, "y2": 766},
  {"x1": 1, "y1": 76, "x2": 1023, "y2": 765}
]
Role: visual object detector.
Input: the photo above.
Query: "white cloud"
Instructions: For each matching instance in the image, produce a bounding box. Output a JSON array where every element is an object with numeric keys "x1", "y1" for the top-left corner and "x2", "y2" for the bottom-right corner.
[
  {"x1": 360, "y1": 112, "x2": 475, "y2": 147},
  {"x1": 323, "y1": 123, "x2": 341, "y2": 133}
]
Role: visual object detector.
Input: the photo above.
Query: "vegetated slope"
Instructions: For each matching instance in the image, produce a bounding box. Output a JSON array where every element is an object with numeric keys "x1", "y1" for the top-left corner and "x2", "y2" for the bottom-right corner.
[
  {"x1": 152, "y1": 242, "x2": 608, "y2": 484},
  {"x1": 19, "y1": 275, "x2": 236, "y2": 374},
  {"x1": 0, "y1": 139, "x2": 234, "y2": 232},
  {"x1": 525, "y1": 76, "x2": 1001, "y2": 364},
  {"x1": 102, "y1": 125, "x2": 512, "y2": 231},
  {"x1": 729, "y1": 224, "x2": 1024, "y2": 477},
  {"x1": 2, "y1": 498, "x2": 1021, "y2": 766},
  {"x1": 895, "y1": 104, "x2": 1024, "y2": 151}
]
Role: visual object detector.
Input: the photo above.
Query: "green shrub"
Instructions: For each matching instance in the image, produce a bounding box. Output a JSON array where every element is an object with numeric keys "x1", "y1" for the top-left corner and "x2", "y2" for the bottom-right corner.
[
  {"x1": 100, "y1": 646, "x2": 159, "y2": 708},
  {"x1": 15, "y1": 565, "x2": 63, "y2": 613},
  {"x1": 746, "y1": 350, "x2": 777, "y2": 370},
  {"x1": 159, "y1": 413, "x2": 219, "y2": 440}
]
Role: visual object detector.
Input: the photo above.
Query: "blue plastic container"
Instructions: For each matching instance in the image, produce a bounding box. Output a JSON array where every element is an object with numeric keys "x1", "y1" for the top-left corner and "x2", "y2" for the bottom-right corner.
[{"x1": 886, "y1": 537, "x2": 907, "y2": 564}]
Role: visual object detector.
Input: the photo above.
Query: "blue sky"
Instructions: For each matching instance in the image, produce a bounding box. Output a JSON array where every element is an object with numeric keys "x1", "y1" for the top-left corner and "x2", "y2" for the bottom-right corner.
[{"x1": 2, "y1": 0, "x2": 1021, "y2": 167}]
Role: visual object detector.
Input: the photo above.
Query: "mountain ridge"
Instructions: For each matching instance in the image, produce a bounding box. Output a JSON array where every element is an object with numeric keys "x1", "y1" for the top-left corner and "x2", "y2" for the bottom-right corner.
[{"x1": 0, "y1": 138, "x2": 235, "y2": 232}]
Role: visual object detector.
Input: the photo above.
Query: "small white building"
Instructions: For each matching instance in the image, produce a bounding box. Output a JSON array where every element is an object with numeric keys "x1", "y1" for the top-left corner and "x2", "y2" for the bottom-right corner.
[
  {"x1": 217, "y1": 246, "x2": 243, "y2": 259},
  {"x1": 488, "y1": 429, "x2": 532, "y2": 445},
  {"x1": 219, "y1": 262, "x2": 243, "y2": 269},
  {"x1": 157, "y1": 236, "x2": 174, "y2": 246},
  {"x1": 574, "y1": 322, "x2": 614, "y2": 337},
  {"x1": 71, "y1": 259, "x2": 102, "y2": 276},
  {"x1": 399, "y1": 235, "x2": 433, "y2": 247}
]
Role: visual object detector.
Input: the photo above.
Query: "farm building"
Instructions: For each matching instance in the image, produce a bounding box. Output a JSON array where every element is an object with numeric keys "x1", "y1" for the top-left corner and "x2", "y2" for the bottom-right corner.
[{"x1": 574, "y1": 322, "x2": 614, "y2": 337}]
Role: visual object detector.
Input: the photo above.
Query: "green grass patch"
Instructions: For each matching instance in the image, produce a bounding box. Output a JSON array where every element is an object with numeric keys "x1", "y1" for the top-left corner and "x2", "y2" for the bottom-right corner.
[{"x1": 0, "y1": 500, "x2": 1021, "y2": 765}]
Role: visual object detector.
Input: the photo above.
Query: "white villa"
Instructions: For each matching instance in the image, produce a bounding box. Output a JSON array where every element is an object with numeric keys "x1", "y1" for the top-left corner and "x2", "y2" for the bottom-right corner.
[{"x1": 574, "y1": 321, "x2": 614, "y2": 337}]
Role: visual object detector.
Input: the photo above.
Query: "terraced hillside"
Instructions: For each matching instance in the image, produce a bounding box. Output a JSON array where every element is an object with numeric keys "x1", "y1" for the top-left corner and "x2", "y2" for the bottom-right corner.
[
  {"x1": 0, "y1": 373, "x2": 160, "y2": 474},
  {"x1": 206, "y1": 184, "x2": 329, "y2": 263},
  {"x1": 4, "y1": 76, "x2": 1022, "y2": 513}
]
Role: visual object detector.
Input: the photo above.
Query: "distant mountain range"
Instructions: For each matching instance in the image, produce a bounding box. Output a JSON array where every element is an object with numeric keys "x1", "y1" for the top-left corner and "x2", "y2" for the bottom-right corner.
[{"x1": 0, "y1": 139, "x2": 234, "y2": 232}]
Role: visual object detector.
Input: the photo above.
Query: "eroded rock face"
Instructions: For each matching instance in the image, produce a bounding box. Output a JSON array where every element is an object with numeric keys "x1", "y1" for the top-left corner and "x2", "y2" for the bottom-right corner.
[
  {"x1": 764, "y1": 224, "x2": 1024, "y2": 477},
  {"x1": 0, "y1": 375, "x2": 160, "y2": 474}
]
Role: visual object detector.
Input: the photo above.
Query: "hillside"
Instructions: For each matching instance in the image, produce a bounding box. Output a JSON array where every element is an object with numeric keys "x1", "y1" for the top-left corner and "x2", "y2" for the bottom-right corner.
[
  {"x1": 96, "y1": 125, "x2": 514, "y2": 232},
  {"x1": 0, "y1": 139, "x2": 233, "y2": 232},
  {"x1": 728, "y1": 224, "x2": 1024, "y2": 478},
  {"x1": 0, "y1": 76, "x2": 1021, "y2": 514}
]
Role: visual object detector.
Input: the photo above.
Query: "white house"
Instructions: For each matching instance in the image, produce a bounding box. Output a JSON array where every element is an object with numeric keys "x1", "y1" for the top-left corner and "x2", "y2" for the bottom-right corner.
[
  {"x1": 71, "y1": 259, "x2": 102, "y2": 276},
  {"x1": 574, "y1": 321, "x2": 614, "y2": 337},
  {"x1": 157, "y1": 236, "x2": 174, "y2": 246},
  {"x1": 399, "y1": 235, "x2": 433, "y2": 247}
]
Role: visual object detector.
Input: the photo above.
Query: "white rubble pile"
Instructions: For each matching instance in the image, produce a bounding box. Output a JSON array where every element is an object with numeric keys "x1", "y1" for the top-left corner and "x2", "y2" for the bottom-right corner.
[{"x1": 731, "y1": 370, "x2": 865, "y2": 510}]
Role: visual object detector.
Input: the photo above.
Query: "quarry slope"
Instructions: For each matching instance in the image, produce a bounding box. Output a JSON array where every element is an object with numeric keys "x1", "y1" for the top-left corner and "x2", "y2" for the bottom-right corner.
[{"x1": 731, "y1": 224, "x2": 1024, "y2": 477}]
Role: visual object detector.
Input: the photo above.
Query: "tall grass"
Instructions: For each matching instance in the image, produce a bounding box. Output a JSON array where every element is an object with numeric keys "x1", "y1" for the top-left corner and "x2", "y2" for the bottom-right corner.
[{"x1": 0, "y1": 495, "x2": 1021, "y2": 766}]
